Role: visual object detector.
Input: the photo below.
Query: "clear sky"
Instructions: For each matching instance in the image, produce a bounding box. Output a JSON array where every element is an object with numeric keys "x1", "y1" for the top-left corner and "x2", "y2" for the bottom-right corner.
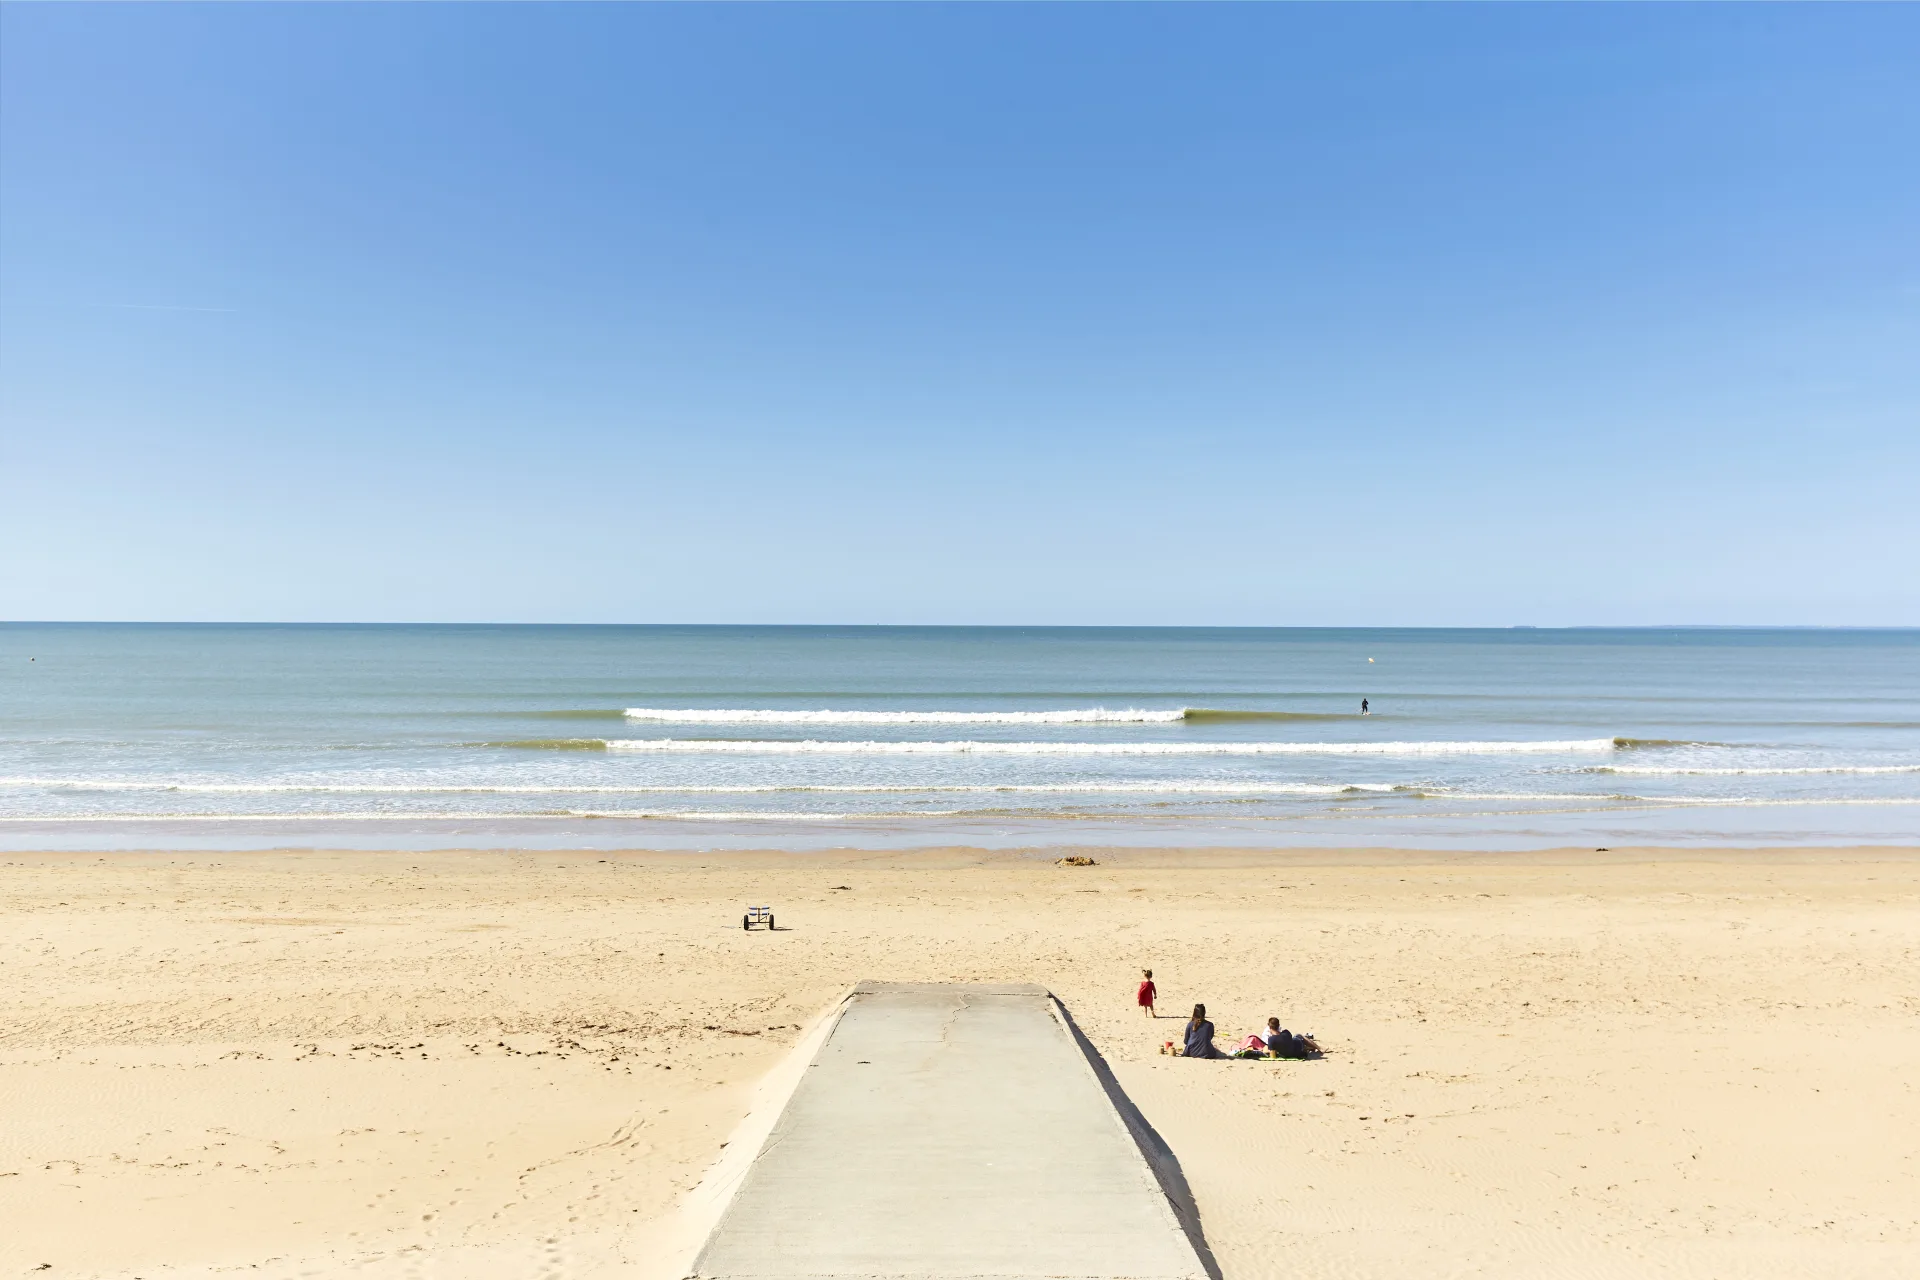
[{"x1": 2, "y1": 4, "x2": 1915, "y2": 625}]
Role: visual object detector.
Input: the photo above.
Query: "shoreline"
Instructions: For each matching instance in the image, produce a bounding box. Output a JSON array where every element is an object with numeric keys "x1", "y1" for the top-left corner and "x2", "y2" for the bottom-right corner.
[
  {"x1": 5, "y1": 843, "x2": 1916, "y2": 1277},
  {"x1": 7, "y1": 840, "x2": 1920, "y2": 868}
]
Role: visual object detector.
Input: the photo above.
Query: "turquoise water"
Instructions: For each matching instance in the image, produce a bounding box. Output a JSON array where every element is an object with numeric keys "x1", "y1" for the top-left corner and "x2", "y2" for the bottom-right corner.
[{"x1": 2, "y1": 624, "x2": 1916, "y2": 850}]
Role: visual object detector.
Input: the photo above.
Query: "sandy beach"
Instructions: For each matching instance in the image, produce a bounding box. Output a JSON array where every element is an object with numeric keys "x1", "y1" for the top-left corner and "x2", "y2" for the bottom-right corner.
[{"x1": 3, "y1": 845, "x2": 1916, "y2": 1279}]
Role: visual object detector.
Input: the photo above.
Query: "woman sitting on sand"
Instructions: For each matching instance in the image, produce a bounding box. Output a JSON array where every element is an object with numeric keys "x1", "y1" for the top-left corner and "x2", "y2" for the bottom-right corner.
[{"x1": 1183, "y1": 1004, "x2": 1224, "y2": 1058}]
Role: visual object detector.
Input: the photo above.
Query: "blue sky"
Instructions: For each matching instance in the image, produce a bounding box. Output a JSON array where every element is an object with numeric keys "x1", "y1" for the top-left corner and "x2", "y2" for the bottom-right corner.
[{"x1": 2, "y1": 4, "x2": 1915, "y2": 625}]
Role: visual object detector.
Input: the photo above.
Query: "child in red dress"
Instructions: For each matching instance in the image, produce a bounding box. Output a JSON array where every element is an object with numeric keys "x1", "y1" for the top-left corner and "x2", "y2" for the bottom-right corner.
[{"x1": 1136, "y1": 969, "x2": 1157, "y2": 1017}]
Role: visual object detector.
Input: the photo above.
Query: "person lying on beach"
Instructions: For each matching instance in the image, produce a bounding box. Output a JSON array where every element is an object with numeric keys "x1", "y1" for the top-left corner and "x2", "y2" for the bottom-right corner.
[
  {"x1": 1264, "y1": 1017, "x2": 1319, "y2": 1059},
  {"x1": 1183, "y1": 1004, "x2": 1224, "y2": 1058}
]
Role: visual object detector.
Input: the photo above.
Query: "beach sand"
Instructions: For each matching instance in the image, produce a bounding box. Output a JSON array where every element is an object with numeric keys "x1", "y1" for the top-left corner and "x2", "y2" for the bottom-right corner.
[{"x1": 3, "y1": 845, "x2": 1916, "y2": 1278}]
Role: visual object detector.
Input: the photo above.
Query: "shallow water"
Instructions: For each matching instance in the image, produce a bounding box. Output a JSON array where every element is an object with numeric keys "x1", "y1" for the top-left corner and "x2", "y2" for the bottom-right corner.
[{"x1": 2, "y1": 624, "x2": 1915, "y2": 850}]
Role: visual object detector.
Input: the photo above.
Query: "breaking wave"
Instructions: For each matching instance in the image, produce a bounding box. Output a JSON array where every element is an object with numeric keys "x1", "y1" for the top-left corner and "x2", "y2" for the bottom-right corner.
[
  {"x1": 602, "y1": 737, "x2": 1617, "y2": 756},
  {"x1": 1610, "y1": 738, "x2": 1728, "y2": 749},
  {"x1": 623, "y1": 707, "x2": 1190, "y2": 725},
  {"x1": 1180, "y1": 708, "x2": 1354, "y2": 722},
  {"x1": 2, "y1": 777, "x2": 1545, "y2": 797},
  {"x1": 621, "y1": 706, "x2": 1366, "y2": 725},
  {"x1": 0, "y1": 777, "x2": 1368, "y2": 795}
]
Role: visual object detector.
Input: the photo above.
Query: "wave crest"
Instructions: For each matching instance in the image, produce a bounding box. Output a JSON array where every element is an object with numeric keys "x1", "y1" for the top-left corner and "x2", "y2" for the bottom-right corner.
[
  {"x1": 602, "y1": 737, "x2": 1617, "y2": 756},
  {"x1": 1611, "y1": 737, "x2": 1727, "y2": 749},
  {"x1": 623, "y1": 707, "x2": 1190, "y2": 725}
]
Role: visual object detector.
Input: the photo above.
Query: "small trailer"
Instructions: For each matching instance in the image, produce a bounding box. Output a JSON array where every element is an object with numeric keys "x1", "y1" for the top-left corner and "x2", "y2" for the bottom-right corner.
[{"x1": 743, "y1": 905, "x2": 775, "y2": 931}]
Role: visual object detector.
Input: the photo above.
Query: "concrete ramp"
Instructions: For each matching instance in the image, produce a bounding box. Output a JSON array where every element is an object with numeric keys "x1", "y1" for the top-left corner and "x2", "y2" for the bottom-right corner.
[{"x1": 691, "y1": 981, "x2": 1207, "y2": 1279}]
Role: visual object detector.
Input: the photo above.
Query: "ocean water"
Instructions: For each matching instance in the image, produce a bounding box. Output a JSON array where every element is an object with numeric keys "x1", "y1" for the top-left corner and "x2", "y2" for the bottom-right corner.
[{"x1": 2, "y1": 624, "x2": 1916, "y2": 851}]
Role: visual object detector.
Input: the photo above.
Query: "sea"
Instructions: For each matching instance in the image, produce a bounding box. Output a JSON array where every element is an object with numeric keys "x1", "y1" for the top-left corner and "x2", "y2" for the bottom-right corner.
[{"x1": 2, "y1": 624, "x2": 1916, "y2": 852}]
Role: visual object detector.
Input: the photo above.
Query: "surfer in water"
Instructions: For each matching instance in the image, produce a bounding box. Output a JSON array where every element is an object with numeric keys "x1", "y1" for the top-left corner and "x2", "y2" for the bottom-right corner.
[{"x1": 1361, "y1": 698, "x2": 1369, "y2": 715}]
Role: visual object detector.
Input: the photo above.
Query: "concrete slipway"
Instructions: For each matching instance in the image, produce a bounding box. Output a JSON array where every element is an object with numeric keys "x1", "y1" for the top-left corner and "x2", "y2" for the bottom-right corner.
[{"x1": 690, "y1": 981, "x2": 1210, "y2": 1280}]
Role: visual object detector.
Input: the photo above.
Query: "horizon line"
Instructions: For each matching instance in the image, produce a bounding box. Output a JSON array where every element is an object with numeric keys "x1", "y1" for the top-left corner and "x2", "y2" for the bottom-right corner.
[{"x1": 4, "y1": 621, "x2": 1917, "y2": 632}]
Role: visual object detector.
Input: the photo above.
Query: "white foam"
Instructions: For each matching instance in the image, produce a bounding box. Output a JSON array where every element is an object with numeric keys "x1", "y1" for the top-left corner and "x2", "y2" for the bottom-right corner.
[
  {"x1": 1420, "y1": 791, "x2": 1643, "y2": 802},
  {"x1": 603, "y1": 737, "x2": 1619, "y2": 756},
  {"x1": 1649, "y1": 796, "x2": 1920, "y2": 807},
  {"x1": 0, "y1": 777, "x2": 1370, "y2": 796},
  {"x1": 623, "y1": 707, "x2": 1189, "y2": 725},
  {"x1": 1589, "y1": 765, "x2": 1920, "y2": 776},
  {"x1": 0, "y1": 809, "x2": 963, "y2": 823}
]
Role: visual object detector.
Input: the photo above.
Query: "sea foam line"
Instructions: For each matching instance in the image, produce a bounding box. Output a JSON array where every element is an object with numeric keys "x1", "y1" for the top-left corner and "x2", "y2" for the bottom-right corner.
[
  {"x1": 623, "y1": 707, "x2": 1190, "y2": 724},
  {"x1": 602, "y1": 737, "x2": 1619, "y2": 756},
  {"x1": 1588, "y1": 765, "x2": 1920, "y2": 776},
  {"x1": 0, "y1": 777, "x2": 1372, "y2": 796}
]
